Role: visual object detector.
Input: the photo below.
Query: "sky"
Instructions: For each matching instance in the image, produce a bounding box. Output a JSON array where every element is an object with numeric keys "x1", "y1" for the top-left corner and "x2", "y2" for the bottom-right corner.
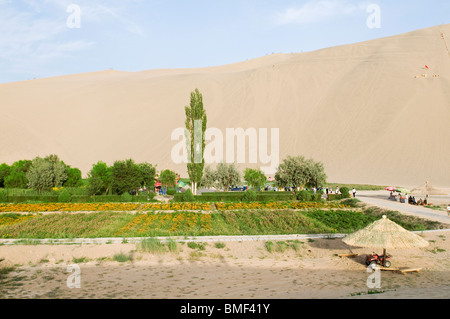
[{"x1": 0, "y1": 0, "x2": 449, "y2": 83}]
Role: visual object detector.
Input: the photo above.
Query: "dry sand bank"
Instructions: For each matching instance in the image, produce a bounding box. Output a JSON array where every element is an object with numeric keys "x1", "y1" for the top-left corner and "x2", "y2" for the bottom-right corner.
[{"x1": 1, "y1": 230, "x2": 449, "y2": 299}]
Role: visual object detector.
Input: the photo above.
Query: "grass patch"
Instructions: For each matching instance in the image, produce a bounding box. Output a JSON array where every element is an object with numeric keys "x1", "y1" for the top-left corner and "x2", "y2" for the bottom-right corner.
[
  {"x1": 428, "y1": 247, "x2": 446, "y2": 254},
  {"x1": 0, "y1": 266, "x2": 15, "y2": 281},
  {"x1": 265, "y1": 241, "x2": 274, "y2": 253},
  {"x1": 189, "y1": 251, "x2": 204, "y2": 261},
  {"x1": 167, "y1": 239, "x2": 178, "y2": 253},
  {"x1": 137, "y1": 238, "x2": 167, "y2": 254},
  {"x1": 72, "y1": 257, "x2": 89, "y2": 263},
  {"x1": 187, "y1": 242, "x2": 199, "y2": 249},
  {"x1": 214, "y1": 242, "x2": 226, "y2": 249},
  {"x1": 113, "y1": 252, "x2": 132, "y2": 263}
]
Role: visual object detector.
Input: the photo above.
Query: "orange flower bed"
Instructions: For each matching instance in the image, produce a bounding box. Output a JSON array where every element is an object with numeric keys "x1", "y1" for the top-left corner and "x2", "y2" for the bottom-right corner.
[
  {"x1": 215, "y1": 201, "x2": 347, "y2": 210},
  {"x1": 0, "y1": 202, "x2": 211, "y2": 213}
]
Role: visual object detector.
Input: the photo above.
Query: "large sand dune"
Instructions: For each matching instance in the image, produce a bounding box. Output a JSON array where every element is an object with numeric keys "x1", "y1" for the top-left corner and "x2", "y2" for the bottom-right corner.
[{"x1": 1, "y1": 24, "x2": 450, "y2": 187}]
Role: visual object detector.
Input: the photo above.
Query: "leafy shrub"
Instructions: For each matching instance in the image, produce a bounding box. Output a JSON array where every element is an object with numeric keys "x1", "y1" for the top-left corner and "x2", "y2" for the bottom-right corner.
[
  {"x1": 7, "y1": 195, "x2": 59, "y2": 203},
  {"x1": 146, "y1": 192, "x2": 156, "y2": 201},
  {"x1": 182, "y1": 189, "x2": 195, "y2": 202},
  {"x1": 58, "y1": 189, "x2": 72, "y2": 203},
  {"x1": 0, "y1": 189, "x2": 7, "y2": 203},
  {"x1": 296, "y1": 190, "x2": 311, "y2": 202},
  {"x1": 341, "y1": 198, "x2": 360, "y2": 207},
  {"x1": 120, "y1": 192, "x2": 133, "y2": 202},
  {"x1": 241, "y1": 190, "x2": 257, "y2": 202},
  {"x1": 311, "y1": 193, "x2": 323, "y2": 202},
  {"x1": 166, "y1": 189, "x2": 176, "y2": 196},
  {"x1": 113, "y1": 252, "x2": 131, "y2": 263},
  {"x1": 327, "y1": 194, "x2": 340, "y2": 201},
  {"x1": 174, "y1": 191, "x2": 295, "y2": 203},
  {"x1": 339, "y1": 187, "x2": 351, "y2": 199}
]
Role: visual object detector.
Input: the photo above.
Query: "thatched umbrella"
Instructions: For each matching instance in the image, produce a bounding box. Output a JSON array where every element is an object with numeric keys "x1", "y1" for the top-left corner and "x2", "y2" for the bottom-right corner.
[
  {"x1": 410, "y1": 181, "x2": 447, "y2": 196},
  {"x1": 343, "y1": 215, "x2": 429, "y2": 266}
]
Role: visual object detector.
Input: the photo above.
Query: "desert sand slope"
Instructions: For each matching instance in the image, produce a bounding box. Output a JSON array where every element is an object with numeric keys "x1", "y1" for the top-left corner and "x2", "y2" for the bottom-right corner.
[{"x1": 1, "y1": 24, "x2": 450, "y2": 187}]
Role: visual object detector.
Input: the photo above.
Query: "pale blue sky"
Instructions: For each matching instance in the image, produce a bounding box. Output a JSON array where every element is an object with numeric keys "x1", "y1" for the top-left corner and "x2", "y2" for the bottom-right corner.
[{"x1": 0, "y1": 0, "x2": 449, "y2": 83}]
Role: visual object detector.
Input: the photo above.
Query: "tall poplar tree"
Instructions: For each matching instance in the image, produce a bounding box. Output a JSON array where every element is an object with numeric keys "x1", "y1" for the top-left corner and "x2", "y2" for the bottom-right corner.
[{"x1": 185, "y1": 89, "x2": 207, "y2": 195}]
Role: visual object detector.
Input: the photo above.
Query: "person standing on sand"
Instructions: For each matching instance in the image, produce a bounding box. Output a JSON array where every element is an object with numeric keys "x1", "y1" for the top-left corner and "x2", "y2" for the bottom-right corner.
[
  {"x1": 352, "y1": 188, "x2": 356, "y2": 198},
  {"x1": 447, "y1": 204, "x2": 450, "y2": 216},
  {"x1": 335, "y1": 186, "x2": 339, "y2": 194}
]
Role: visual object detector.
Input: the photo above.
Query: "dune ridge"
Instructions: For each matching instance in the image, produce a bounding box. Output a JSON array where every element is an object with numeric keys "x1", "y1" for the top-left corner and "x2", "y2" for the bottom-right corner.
[{"x1": 1, "y1": 24, "x2": 450, "y2": 187}]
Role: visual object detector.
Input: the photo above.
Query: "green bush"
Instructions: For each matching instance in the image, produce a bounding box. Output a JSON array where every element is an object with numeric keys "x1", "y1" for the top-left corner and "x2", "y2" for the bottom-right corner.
[
  {"x1": 311, "y1": 193, "x2": 323, "y2": 202},
  {"x1": 146, "y1": 192, "x2": 156, "y2": 201},
  {"x1": 7, "y1": 195, "x2": 59, "y2": 203},
  {"x1": 58, "y1": 189, "x2": 72, "y2": 203},
  {"x1": 0, "y1": 189, "x2": 7, "y2": 203},
  {"x1": 241, "y1": 190, "x2": 257, "y2": 202},
  {"x1": 120, "y1": 192, "x2": 133, "y2": 202},
  {"x1": 327, "y1": 194, "x2": 340, "y2": 201},
  {"x1": 339, "y1": 187, "x2": 351, "y2": 199},
  {"x1": 296, "y1": 190, "x2": 312, "y2": 202},
  {"x1": 182, "y1": 189, "x2": 195, "y2": 202},
  {"x1": 166, "y1": 189, "x2": 176, "y2": 196}
]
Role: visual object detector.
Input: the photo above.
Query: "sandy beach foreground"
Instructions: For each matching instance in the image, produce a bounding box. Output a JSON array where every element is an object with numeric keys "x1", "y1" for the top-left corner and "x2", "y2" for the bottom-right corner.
[{"x1": 1, "y1": 230, "x2": 449, "y2": 299}]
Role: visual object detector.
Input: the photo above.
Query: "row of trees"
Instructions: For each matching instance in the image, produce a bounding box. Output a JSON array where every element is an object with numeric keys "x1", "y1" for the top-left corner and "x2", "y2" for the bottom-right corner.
[
  {"x1": 199, "y1": 155, "x2": 327, "y2": 192},
  {"x1": 0, "y1": 155, "x2": 82, "y2": 192},
  {"x1": 0, "y1": 155, "x2": 158, "y2": 196},
  {"x1": 87, "y1": 159, "x2": 156, "y2": 196}
]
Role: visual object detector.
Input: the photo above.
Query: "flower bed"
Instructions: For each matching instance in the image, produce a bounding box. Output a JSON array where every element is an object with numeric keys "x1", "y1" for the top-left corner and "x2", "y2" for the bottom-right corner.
[
  {"x1": 0, "y1": 202, "x2": 211, "y2": 213},
  {"x1": 215, "y1": 201, "x2": 348, "y2": 210},
  {"x1": 115, "y1": 212, "x2": 212, "y2": 237}
]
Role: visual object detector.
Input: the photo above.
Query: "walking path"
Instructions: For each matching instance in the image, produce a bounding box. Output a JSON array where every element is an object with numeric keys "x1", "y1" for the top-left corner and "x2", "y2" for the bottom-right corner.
[
  {"x1": 356, "y1": 191, "x2": 450, "y2": 224},
  {"x1": 0, "y1": 229, "x2": 447, "y2": 246}
]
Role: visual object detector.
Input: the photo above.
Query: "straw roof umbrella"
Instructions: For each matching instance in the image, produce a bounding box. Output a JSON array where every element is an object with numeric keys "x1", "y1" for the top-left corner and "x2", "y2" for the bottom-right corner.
[
  {"x1": 343, "y1": 215, "x2": 429, "y2": 266},
  {"x1": 410, "y1": 181, "x2": 447, "y2": 196}
]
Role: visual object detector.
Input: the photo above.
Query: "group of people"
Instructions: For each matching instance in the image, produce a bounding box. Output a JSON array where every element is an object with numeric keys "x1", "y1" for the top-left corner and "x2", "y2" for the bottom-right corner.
[
  {"x1": 407, "y1": 194, "x2": 429, "y2": 206},
  {"x1": 325, "y1": 186, "x2": 357, "y2": 198}
]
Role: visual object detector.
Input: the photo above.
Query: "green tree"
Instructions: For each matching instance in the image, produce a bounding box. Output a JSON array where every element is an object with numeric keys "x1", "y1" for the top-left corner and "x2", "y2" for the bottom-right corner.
[
  {"x1": 244, "y1": 168, "x2": 267, "y2": 190},
  {"x1": 185, "y1": 88, "x2": 207, "y2": 195},
  {"x1": 4, "y1": 160, "x2": 32, "y2": 188},
  {"x1": 303, "y1": 158, "x2": 327, "y2": 189},
  {"x1": 26, "y1": 156, "x2": 67, "y2": 194},
  {"x1": 63, "y1": 164, "x2": 83, "y2": 187},
  {"x1": 159, "y1": 169, "x2": 176, "y2": 190},
  {"x1": 87, "y1": 161, "x2": 112, "y2": 195},
  {"x1": 275, "y1": 155, "x2": 327, "y2": 190},
  {"x1": 200, "y1": 165, "x2": 218, "y2": 189},
  {"x1": 44, "y1": 154, "x2": 68, "y2": 188},
  {"x1": 111, "y1": 159, "x2": 141, "y2": 195},
  {"x1": 138, "y1": 162, "x2": 156, "y2": 190},
  {"x1": 216, "y1": 163, "x2": 241, "y2": 191},
  {"x1": 0, "y1": 164, "x2": 10, "y2": 188}
]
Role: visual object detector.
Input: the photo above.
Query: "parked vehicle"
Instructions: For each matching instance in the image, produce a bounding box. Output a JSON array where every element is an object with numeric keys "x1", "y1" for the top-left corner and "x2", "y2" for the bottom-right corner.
[{"x1": 365, "y1": 253, "x2": 392, "y2": 268}]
